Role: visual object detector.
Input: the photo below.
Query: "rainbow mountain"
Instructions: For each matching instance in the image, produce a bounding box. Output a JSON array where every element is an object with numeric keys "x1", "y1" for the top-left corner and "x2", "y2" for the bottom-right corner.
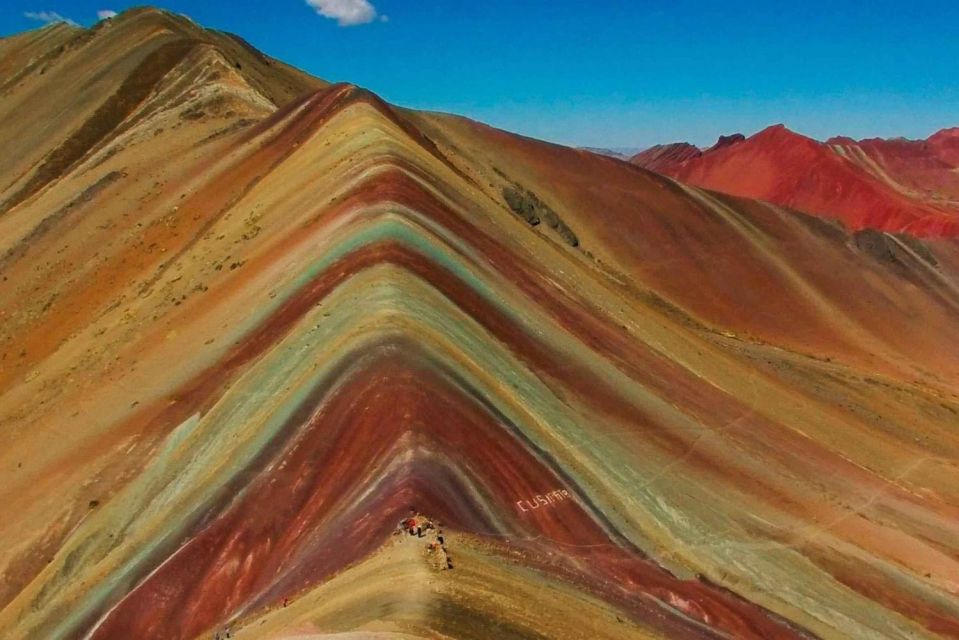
[{"x1": 1, "y1": 8, "x2": 959, "y2": 640}]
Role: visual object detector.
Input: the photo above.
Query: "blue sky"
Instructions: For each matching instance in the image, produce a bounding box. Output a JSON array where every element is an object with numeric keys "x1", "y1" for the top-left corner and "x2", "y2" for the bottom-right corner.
[{"x1": 3, "y1": 1, "x2": 958, "y2": 149}]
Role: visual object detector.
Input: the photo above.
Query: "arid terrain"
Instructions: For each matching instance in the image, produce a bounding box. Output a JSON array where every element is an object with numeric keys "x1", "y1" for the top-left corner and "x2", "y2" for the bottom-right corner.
[
  {"x1": 1, "y1": 8, "x2": 958, "y2": 640},
  {"x1": 631, "y1": 126, "x2": 959, "y2": 236}
]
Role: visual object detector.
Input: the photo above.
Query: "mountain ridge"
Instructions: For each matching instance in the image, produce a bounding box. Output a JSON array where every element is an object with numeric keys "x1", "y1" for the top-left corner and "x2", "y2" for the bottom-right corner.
[{"x1": 1, "y1": 8, "x2": 959, "y2": 640}]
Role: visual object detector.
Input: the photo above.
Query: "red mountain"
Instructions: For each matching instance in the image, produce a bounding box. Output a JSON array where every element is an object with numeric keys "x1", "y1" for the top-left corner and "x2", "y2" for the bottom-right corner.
[
  {"x1": 628, "y1": 142, "x2": 701, "y2": 172},
  {"x1": 632, "y1": 124, "x2": 959, "y2": 236},
  {"x1": 928, "y1": 126, "x2": 959, "y2": 165}
]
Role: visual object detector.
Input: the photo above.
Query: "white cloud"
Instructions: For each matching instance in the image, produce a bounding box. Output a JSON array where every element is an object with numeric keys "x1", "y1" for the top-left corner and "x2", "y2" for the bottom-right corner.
[
  {"x1": 97, "y1": 9, "x2": 118, "y2": 20},
  {"x1": 24, "y1": 10, "x2": 78, "y2": 26},
  {"x1": 305, "y1": 0, "x2": 378, "y2": 27}
]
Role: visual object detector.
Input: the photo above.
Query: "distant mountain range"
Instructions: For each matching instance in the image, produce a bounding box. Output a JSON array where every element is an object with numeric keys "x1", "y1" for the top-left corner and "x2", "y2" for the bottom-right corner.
[
  {"x1": 578, "y1": 146, "x2": 644, "y2": 159},
  {"x1": 630, "y1": 125, "x2": 959, "y2": 236}
]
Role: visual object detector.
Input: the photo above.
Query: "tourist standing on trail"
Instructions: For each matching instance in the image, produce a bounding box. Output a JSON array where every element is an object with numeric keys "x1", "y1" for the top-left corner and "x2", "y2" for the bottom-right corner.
[{"x1": 406, "y1": 507, "x2": 419, "y2": 536}]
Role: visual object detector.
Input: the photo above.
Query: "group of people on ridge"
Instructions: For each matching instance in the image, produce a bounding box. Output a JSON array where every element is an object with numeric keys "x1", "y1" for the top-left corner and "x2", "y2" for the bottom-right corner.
[{"x1": 398, "y1": 507, "x2": 453, "y2": 570}]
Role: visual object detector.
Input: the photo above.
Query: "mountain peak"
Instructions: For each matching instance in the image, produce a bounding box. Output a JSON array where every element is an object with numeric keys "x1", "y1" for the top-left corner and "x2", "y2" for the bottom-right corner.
[
  {"x1": 752, "y1": 123, "x2": 805, "y2": 141},
  {"x1": 825, "y1": 135, "x2": 856, "y2": 145},
  {"x1": 707, "y1": 133, "x2": 745, "y2": 152},
  {"x1": 930, "y1": 126, "x2": 959, "y2": 141},
  {"x1": 101, "y1": 5, "x2": 198, "y2": 34}
]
